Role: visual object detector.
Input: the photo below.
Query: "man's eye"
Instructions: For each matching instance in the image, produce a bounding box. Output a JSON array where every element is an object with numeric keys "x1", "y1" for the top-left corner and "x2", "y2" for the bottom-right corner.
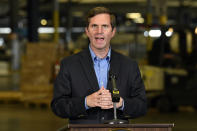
[
  {"x1": 92, "y1": 25, "x2": 97, "y2": 28},
  {"x1": 102, "y1": 25, "x2": 108, "y2": 29}
]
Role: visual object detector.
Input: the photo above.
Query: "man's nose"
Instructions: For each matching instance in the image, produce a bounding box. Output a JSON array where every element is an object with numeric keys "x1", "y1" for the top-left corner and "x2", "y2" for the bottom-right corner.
[{"x1": 97, "y1": 26, "x2": 103, "y2": 33}]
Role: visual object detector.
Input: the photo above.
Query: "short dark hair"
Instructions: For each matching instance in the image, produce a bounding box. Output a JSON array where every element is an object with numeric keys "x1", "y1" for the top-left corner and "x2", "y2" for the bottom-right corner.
[{"x1": 86, "y1": 7, "x2": 116, "y2": 30}]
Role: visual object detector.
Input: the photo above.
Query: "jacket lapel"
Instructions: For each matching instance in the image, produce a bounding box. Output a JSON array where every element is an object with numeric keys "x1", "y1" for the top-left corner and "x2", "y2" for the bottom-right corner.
[
  {"x1": 107, "y1": 50, "x2": 121, "y2": 90},
  {"x1": 79, "y1": 49, "x2": 100, "y2": 92}
]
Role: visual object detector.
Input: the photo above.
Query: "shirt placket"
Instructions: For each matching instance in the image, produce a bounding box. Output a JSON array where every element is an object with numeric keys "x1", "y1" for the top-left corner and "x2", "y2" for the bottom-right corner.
[{"x1": 100, "y1": 60, "x2": 106, "y2": 89}]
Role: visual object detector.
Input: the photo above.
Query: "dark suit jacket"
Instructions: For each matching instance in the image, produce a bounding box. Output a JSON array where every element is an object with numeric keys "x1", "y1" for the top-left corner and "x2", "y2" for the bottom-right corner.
[{"x1": 51, "y1": 48, "x2": 147, "y2": 124}]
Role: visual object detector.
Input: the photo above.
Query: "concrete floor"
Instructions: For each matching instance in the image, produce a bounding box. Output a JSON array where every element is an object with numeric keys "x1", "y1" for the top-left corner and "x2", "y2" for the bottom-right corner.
[
  {"x1": 0, "y1": 103, "x2": 66, "y2": 131},
  {"x1": 0, "y1": 72, "x2": 197, "y2": 131}
]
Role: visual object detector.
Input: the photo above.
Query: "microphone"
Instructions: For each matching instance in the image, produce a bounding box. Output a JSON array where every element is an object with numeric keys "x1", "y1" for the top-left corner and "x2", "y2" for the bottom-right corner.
[
  {"x1": 103, "y1": 71, "x2": 128, "y2": 124},
  {"x1": 109, "y1": 73, "x2": 120, "y2": 103}
]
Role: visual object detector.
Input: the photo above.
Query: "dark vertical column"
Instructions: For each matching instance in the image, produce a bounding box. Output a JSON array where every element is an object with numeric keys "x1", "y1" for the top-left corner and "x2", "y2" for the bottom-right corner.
[
  {"x1": 188, "y1": 28, "x2": 197, "y2": 66},
  {"x1": 53, "y1": 0, "x2": 60, "y2": 44},
  {"x1": 178, "y1": 29, "x2": 187, "y2": 62},
  {"x1": 65, "y1": 0, "x2": 73, "y2": 50},
  {"x1": 9, "y1": 0, "x2": 20, "y2": 70},
  {"x1": 10, "y1": 0, "x2": 19, "y2": 33},
  {"x1": 27, "y1": 0, "x2": 39, "y2": 42},
  {"x1": 193, "y1": 29, "x2": 197, "y2": 65},
  {"x1": 146, "y1": 0, "x2": 153, "y2": 64},
  {"x1": 192, "y1": 29, "x2": 197, "y2": 54},
  {"x1": 176, "y1": 1, "x2": 188, "y2": 64}
]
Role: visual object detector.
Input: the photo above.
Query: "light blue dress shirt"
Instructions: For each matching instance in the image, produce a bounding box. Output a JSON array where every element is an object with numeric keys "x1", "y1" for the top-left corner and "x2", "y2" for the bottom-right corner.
[{"x1": 89, "y1": 46, "x2": 111, "y2": 89}]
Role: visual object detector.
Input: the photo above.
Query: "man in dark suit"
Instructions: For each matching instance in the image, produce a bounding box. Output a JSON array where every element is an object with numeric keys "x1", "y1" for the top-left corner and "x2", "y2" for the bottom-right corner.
[{"x1": 51, "y1": 7, "x2": 147, "y2": 124}]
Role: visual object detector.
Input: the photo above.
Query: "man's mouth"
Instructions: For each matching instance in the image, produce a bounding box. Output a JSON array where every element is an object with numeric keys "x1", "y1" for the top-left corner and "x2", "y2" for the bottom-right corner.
[{"x1": 95, "y1": 37, "x2": 104, "y2": 41}]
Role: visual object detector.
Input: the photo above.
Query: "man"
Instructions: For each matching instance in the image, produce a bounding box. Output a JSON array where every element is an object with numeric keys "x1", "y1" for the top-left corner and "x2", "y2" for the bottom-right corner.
[{"x1": 51, "y1": 7, "x2": 147, "y2": 124}]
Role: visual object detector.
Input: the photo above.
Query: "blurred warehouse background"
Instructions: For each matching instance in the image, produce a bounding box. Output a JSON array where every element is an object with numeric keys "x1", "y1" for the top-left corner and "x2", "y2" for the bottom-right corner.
[{"x1": 0, "y1": 0, "x2": 197, "y2": 131}]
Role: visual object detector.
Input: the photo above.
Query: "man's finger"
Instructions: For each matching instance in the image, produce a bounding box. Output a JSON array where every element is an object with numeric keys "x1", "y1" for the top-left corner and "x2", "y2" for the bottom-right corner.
[
  {"x1": 100, "y1": 105, "x2": 113, "y2": 109},
  {"x1": 97, "y1": 88, "x2": 104, "y2": 95}
]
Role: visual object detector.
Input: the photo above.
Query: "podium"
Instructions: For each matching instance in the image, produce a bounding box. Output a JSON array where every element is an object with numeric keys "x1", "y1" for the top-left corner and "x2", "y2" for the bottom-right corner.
[{"x1": 67, "y1": 124, "x2": 174, "y2": 131}]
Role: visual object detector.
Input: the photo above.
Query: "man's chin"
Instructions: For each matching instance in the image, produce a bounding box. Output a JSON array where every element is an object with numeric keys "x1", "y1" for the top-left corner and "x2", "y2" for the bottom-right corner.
[
  {"x1": 96, "y1": 46, "x2": 108, "y2": 50},
  {"x1": 91, "y1": 43, "x2": 109, "y2": 50},
  {"x1": 94, "y1": 44, "x2": 105, "y2": 49}
]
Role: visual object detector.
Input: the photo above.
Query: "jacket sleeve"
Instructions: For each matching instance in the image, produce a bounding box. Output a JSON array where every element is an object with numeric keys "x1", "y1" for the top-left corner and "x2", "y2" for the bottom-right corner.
[
  {"x1": 123, "y1": 62, "x2": 147, "y2": 118},
  {"x1": 51, "y1": 60, "x2": 87, "y2": 119}
]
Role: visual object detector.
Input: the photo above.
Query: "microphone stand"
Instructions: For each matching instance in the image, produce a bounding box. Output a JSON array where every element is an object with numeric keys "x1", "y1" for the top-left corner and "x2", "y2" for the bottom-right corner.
[
  {"x1": 103, "y1": 74, "x2": 128, "y2": 124},
  {"x1": 103, "y1": 102, "x2": 128, "y2": 124}
]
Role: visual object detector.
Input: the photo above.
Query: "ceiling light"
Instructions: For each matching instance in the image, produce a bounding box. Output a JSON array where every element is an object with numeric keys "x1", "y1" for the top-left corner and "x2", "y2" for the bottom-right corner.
[
  {"x1": 133, "y1": 17, "x2": 144, "y2": 24},
  {"x1": 149, "y1": 29, "x2": 161, "y2": 37},
  {"x1": 165, "y1": 27, "x2": 173, "y2": 37},
  {"x1": 41, "y1": 19, "x2": 47, "y2": 26},
  {"x1": 0, "y1": 27, "x2": 11, "y2": 34},
  {"x1": 126, "y1": 13, "x2": 141, "y2": 19},
  {"x1": 195, "y1": 27, "x2": 197, "y2": 34}
]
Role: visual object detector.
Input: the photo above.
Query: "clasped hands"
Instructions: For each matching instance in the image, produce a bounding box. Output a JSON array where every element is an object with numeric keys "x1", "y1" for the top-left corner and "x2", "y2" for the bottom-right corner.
[{"x1": 86, "y1": 87, "x2": 123, "y2": 109}]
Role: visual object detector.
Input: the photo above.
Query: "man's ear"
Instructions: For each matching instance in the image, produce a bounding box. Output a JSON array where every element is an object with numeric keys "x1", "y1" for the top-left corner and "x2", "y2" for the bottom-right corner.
[
  {"x1": 85, "y1": 27, "x2": 88, "y2": 32},
  {"x1": 112, "y1": 27, "x2": 116, "y2": 37},
  {"x1": 85, "y1": 27, "x2": 89, "y2": 35},
  {"x1": 85, "y1": 27, "x2": 88, "y2": 34}
]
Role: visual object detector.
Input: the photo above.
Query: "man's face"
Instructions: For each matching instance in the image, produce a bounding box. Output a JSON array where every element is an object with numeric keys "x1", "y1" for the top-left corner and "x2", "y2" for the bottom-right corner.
[{"x1": 85, "y1": 13, "x2": 116, "y2": 51}]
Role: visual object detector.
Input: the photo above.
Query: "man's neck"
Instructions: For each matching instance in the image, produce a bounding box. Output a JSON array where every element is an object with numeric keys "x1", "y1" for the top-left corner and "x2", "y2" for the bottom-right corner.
[{"x1": 91, "y1": 47, "x2": 109, "y2": 59}]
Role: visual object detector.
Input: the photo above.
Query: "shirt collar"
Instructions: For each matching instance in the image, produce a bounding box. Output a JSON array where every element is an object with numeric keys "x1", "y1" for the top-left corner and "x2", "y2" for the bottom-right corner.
[{"x1": 89, "y1": 45, "x2": 111, "y2": 62}]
